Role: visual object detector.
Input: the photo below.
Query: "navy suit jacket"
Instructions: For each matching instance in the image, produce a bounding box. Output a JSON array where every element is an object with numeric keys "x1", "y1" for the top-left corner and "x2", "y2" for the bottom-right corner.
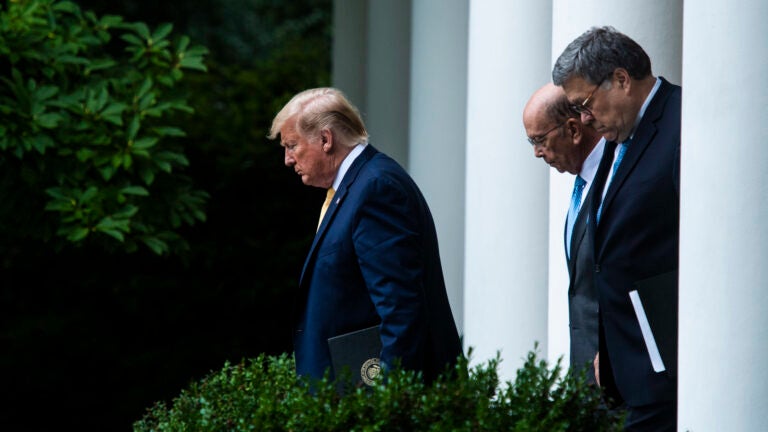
[
  {"x1": 293, "y1": 144, "x2": 462, "y2": 383},
  {"x1": 589, "y1": 78, "x2": 680, "y2": 407}
]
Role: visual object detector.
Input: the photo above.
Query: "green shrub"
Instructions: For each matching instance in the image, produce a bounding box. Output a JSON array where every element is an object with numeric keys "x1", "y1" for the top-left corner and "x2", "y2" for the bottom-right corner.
[
  {"x1": 0, "y1": 0, "x2": 209, "y2": 254},
  {"x1": 134, "y1": 347, "x2": 625, "y2": 431}
]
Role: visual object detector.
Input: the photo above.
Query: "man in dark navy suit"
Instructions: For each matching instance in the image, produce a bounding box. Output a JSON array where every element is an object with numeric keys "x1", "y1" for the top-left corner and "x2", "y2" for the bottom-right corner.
[
  {"x1": 553, "y1": 27, "x2": 680, "y2": 431},
  {"x1": 523, "y1": 83, "x2": 605, "y2": 385},
  {"x1": 268, "y1": 88, "x2": 462, "y2": 385}
]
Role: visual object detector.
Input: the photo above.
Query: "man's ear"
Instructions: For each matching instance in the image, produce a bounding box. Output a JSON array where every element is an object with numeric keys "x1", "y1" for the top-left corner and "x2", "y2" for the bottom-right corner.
[
  {"x1": 567, "y1": 118, "x2": 582, "y2": 144},
  {"x1": 614, "y1": 67, "x2": 631, "y2": 93},
  {"x1": 320, "y1": 128, "x2": 333, "y2": 152}
]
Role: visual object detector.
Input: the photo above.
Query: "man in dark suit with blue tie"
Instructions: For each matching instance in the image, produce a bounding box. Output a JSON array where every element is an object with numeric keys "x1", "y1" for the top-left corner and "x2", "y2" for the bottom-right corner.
[
  {"x1": 268, "y1": 87, "x2": 462, "y2": 386},
  {"x1": 553, "y1": 27, "x2": 680, "y2": 431},
  {"x1": 523, "y1": 83, "x2": 605, "y2": 385}
]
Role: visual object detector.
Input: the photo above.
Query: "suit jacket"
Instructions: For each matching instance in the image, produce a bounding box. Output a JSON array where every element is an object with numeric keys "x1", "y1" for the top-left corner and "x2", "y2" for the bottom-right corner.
[
  {"x1": 293, "y1": 144, "x2": 462, "y2": 384},
  {"x1": 588, "y1": 77, "x2": 680, "y2": 407},
  {"x1": 565, "y1": 180, "x2": 601, "y2": 384}
]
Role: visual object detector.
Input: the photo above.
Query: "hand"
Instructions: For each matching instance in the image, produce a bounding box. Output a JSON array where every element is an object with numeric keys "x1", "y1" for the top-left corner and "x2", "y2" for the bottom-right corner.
[{"x1": 593, "y1": 352, "x2": 600, "y2": 386}]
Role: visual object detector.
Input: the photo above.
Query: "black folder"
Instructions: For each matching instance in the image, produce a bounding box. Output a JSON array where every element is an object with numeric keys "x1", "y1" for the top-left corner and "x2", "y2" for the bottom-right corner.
[
  {"x1": 327, "y1": 325, "x2": 382, "y2": 390},
  {"x1": 634, "y1": 270, "x2": 678, "y2": 377}
]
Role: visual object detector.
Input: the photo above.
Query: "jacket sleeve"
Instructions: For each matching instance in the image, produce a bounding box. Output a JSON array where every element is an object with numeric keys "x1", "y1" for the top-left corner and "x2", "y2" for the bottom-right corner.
[{"x1": 352, "y1": 176, "x2": 427, "y2": 372}]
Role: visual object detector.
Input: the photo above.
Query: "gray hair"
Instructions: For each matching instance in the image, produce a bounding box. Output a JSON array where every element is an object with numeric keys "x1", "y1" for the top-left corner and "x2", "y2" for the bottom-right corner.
[
  {"x1": 547, "y1": 91, "x2": 579, "y2": 124},
  {"x1": 552, "y1": 26, "x2": 652, "y2": 86},
  {"x1": 268, "y1": 87, "x2": 368, "y2": 148}
]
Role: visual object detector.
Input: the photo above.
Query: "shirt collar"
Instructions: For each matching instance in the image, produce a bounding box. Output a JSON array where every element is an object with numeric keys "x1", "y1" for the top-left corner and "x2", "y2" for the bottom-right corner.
[
  {"x1": 579, "y1": 137, "x2": 606, "y2": 184},
  {"x1": 332, "y1": 142, "x2": 367, "y2": 190},
  {"x1": 628, "y1": 77, "x2": 662, "y2": 142}
]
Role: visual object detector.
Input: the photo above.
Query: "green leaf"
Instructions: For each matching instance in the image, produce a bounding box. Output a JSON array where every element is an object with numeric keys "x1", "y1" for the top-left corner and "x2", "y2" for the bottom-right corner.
[
  {"x1": 99, "y1": 15, "x2": 123, "y2": 27},
  {"x1": 142, "y1": 236, "x2": 168, "y2": 255},
  {"x1": 178, "y1": 57, "x2": 208, "y2": 72},
  {"x1": 134, "y1": 23, "x2": 151, "y2": 39},
  {"x1": 31, "y1": 134, "x2": 54, "y2": 154},
  {"x1": 101, "y1": 102, "x2": 127, "y2": 117},
  {"x1": 156, "y1": 151, "x2": 189, "y2": 166},
  {"x1": 95, "y1": 216, "x2": 129, "y2": 230},
  {"x1": 46, "y1": 187, "x2": 71, "y2": 201},
  {"x1": 132, "y1": 137, "x2": 158, "y2": 150},
  {"x1": 120, "y1": 33, "x2": 144, "y2": 46},
  {"x1": 58, "y1": 55, "x2": 90, "y2": 65},
  {"x1": 76, "y1": 148, "x2": 96, "y2": 162},
  {"x1": 35, "y1": 86, "x2": 59, "y2": 101},
  {"x1": 113, "y1": 205, "x2": 139, "y2": 219},
  {"x1": 137, "y1": 78, "x2": 153, "y2": 99},
  {"x1": 102, "y1": 115, "x2": 123, "y2": 126},
  {"x1": 139, "y1": 167, "x2": 155, "y2": 185},
  {"x1": 67, "y1": 227, "x2": 90, "y2": 242},
  {"x1": 120, "y1": 186, "x2": 149, "y2": 196},
  {"x1": 138, "y1": 92, "x2": 155, "y2": 110},
  {"x1": 100, "y1": 165, "x2": 116, "y2": 181},
  {"x1": 44, "y1": 201, "x2": 75, "y2": 212},
  {"x1": 123, "y1": 153, "x2": 133, "y2": 169},
  {"x1": 85, "y1": 59, "x2": 117, "y2": 73},
  {"x1": 80, "y1": 186, "x2": 99, "y2": 202},
  {"x1": 155, "y1": 160, "x2": 172, "y2": 173},
  {"x1": 151, "y1": 23, "x2": 173, "y2": 42},
  {"x1": 36, "y1": 113, "x2": 61, "y2": 128},
  {"x1": 99, "y1": 229, "x2": 125, "y2": 242},
  {"x1": 52, "y1": 1, "x2": 79, "y2": 13},
  {"x1": 127, "y1": 115, "x2": 140, "y2": 140},
  {"x1": 177, "y1": 35, "x2": 190, "y2": 52},
  {"x1": 95, "y1": 87, "x2": 109, "y2": 112},
  {"x1": 152, "y1": 127, "x2": 185, "y2": 137}
]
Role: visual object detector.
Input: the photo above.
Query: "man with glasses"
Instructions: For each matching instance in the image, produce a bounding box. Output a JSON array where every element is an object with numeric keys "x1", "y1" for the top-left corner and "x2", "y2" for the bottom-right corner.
[
  {"x1": 553, "y1": 26, "x2": 681, "y2": 432},
  {"x1": 523, "y1": 83, "x2": 606, "y2": 386}
]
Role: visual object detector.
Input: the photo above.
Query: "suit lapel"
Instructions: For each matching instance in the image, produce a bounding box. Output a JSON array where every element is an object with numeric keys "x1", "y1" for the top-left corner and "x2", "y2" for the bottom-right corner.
[
  {"x1": 589, "y1": 141, "x2": 617, "y2": 248},
  {"x1": 568, "y1": 185, "x2": 594, "y2": 280},
  {"x1": 599, "y1": 78, "x2": 674, "y2": 222},
  {"x1": 299, "y1": 145, "x2": 378, "y2": 286}
]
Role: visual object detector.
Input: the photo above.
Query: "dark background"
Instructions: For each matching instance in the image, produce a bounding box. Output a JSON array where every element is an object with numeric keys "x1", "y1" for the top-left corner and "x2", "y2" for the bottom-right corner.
[{"x1": 2, "y1": 0, "x2": 332, "y2": 429}]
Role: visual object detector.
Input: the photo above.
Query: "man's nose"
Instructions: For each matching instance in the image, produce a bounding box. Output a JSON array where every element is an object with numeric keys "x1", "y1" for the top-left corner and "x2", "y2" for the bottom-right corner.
[
  {"x1": 580, "y1": 111, "x2": 594, "y2": 124},
  {"x1": 533, "y1": 145, "x2": 544, "y2": 158},
  {"x1": 284, "y1": 149, "x2": 294, "y2": 167}
]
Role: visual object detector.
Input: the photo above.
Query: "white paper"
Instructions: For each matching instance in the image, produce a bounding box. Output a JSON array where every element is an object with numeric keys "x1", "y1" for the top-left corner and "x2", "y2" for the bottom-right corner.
[{"x1": 629, "y1": 290, "x2": 666, "y2": 372}]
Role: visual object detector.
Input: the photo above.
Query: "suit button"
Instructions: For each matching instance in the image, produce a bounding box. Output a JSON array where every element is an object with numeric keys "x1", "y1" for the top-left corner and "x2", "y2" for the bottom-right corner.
[{"x1": 595, "y1": 264, "x2": 601, "y2": 273}]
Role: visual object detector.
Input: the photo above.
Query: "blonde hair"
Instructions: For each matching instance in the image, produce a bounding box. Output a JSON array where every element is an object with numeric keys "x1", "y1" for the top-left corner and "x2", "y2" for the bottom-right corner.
[{"x1": 268, "y1": 88, "x2": 368, "y2": 148}]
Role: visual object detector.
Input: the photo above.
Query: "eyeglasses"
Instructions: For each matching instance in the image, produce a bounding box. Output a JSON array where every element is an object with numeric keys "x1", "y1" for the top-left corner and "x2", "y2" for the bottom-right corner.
[
  {"x1": 527, "y1": 121, "x2": 566, "y2": 146},
  {"x1": 570, "y1": 79, "x2": 605, "y2": 116}
]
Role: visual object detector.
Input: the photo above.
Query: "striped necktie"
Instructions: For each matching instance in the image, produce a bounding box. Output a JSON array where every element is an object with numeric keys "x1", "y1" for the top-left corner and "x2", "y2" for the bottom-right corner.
[
  {"x1": 597, "y1": 140, "x2": 630, "y2": 223},
  {"x1": 566, "y1": 175, "x2": 587, "y2": 258}
]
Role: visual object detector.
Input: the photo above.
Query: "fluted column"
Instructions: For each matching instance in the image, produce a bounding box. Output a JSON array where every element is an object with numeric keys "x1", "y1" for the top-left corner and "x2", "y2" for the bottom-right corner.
[
  {"x1": 332, "y1": 0, "x2": 411, "y2": 166},
  {"x1": 464, "y1": 0, "x2": 552, "y2": 379},
  {"x1": 408, "y1": 0, "x2": 469, "y2": 331},
  {"x1": 679, "y1": 0, "x2": 768, "y2": 429}
]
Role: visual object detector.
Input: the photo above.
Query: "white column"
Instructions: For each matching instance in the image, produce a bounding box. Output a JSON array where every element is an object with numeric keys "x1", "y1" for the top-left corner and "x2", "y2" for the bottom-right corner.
[
  {"x1": 365, "y1": 0, "x2": 411, "y2": 166},
  {"x1": 332, "y1": 0, "x2": 410, "y2": 166},
  {"x1": 679, "y1": 1, "x2": 768, "y2": 430},
  {"x1": 464, "y1": 0, "x2": 552, "y2": 380},
  {"x1": 332, "y1": 0, "x2": 368, "y2": 111},
  {"x1": 409, "y1": 0, "x2": 469, "y2": 332},
  {"x1": 549, "y1": 0, "x2": 683, "y2": 369}
]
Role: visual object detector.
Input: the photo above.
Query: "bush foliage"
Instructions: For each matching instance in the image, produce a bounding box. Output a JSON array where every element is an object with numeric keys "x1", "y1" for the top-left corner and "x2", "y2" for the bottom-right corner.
[
  {"x1": 134, "y1": 347, "x2": 625, "y2": 432},
  {"x1": 0, "y1": 0, "x2": 209, "y2": 254}
]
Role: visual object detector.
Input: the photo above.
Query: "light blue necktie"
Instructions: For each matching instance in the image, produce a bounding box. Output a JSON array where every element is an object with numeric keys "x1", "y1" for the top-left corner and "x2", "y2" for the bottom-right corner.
[
  {"x1": 597, "y1": 140, "x2": 629, "y2": 223},
  {"x1": 566, "y1": 175, "x2": 587, "y2": 258}
]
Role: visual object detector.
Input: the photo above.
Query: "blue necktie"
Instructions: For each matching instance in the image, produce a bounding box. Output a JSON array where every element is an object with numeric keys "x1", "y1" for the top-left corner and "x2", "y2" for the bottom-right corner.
[
  {"x1": 597, "y1": 140, "x2": 629, "y2": 222},
  {"x1": 566, "y1": 175, "x2": 587, "y2": 258}
]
